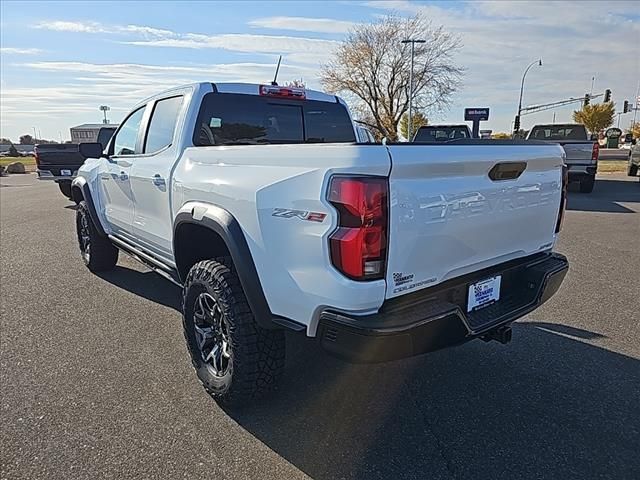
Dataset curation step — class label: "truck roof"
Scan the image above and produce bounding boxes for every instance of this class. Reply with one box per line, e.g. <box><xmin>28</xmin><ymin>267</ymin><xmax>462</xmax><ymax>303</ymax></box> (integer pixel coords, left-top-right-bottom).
<box><xmin>136</xmin><ymin>82</ymin><xmax>340</xmax><ymax>108</ymax></box>
<box><xmin>531</xmin><ymin>123</ymin><xmax>585</xmax><ymax>128</ymax></box>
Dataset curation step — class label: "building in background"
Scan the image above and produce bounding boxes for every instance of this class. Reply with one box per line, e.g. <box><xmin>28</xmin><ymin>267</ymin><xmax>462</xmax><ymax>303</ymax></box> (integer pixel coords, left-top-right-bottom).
<box><xmin>70</xmin><ymin>124</ymin><xmax>118</xmax><ymax>143</ymax></box>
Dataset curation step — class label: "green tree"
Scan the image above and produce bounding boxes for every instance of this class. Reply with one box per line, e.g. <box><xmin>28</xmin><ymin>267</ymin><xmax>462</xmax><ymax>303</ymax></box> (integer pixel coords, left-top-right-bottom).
<box><xmin>321</xmin><ymin>13</ymin><xmax>463</xmax><ymax>141</ymax></box>
<box><xmin>399</xmin><ymin>112</ymin><xmax>428</xmax><ymax>140</ymax></box>
<box><xmin>0</xmin><ymin>138</ymin><xmax>12</xmax><ymax>145</ymax></box>
<box><xmin>628</xmin><ymin>121</ymin><xmax>640</xmax><ymax>140</ymax></box>
<box><xmin>19</xmin><ymin>134</ymin><xmax>34</xmax><ymax>145</ymax></box>
<box><xmin>8</xmin><ymin>143</ymin><xmax>19</xmax><ymax>156</ymax></box>
<box><xmin>573</xmin><ymin>102</ymin><xmax>615</xmax><ymax>133</ymax></box>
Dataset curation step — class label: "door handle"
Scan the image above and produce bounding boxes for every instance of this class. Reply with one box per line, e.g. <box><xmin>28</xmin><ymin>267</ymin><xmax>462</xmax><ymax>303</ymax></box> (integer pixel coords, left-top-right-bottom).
<box><xmin>153</xmin><ymin>174</ymin><xmax>165</xmax><ymax>186</ymax></box>
<box><xmin>119</xmin><ymin>171</ymin><xmax>128</xmax><ymax>181</ymax></box>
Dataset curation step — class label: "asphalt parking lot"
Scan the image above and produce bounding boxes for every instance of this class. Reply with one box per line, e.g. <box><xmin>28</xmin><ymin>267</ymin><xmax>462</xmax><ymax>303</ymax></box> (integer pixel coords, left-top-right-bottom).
<box><xmin>1</xmin><ymin>173</ymin><xmax>639</xmax><ymax>480</ymax></box>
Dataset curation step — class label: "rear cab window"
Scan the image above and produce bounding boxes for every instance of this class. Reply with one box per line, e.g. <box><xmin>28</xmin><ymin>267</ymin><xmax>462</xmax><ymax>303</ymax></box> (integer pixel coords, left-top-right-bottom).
<box><xmin>414</xmin><ymin>126</ymin><xmax>470</xmax><ymax>142</ymax></box>
<box><xmin>193</xmin><ymin>93</ymin><xmax>355</xmax><ymax>146</ymax></box>
<box><xmin>530</xmin><ymin>125</ymin><xmax>588</xmax><ymax>140</ymax></box>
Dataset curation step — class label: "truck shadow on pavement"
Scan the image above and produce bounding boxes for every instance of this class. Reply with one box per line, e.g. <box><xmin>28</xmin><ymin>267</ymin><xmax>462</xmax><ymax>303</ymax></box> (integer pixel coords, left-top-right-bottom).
<box><xmin>225</xmin><ymin>322</ymin><xmax>639</xmax><ymax>480</ymax></box>
<box><xmin>94</xmin><ymin>264</ymin><xmax>639</xmax><ymax>479</ymax></box>
<box><xmin>97</xmin><ymin>266</ymin><xmax>182</xmax><ymax>311</ymax></box>
<box><xmin>567</xmin><ymin>178</ymin><xmax>639</xmax><ymax>213</ymax></box>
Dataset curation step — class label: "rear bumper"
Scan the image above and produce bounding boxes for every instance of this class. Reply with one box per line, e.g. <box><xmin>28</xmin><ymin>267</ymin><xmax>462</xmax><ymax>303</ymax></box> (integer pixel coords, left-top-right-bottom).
<box><xmin>318</xmin><ymin>253</ymin><xmax>569</xmax><ymax>363</ymax></box>
<box><xmin>567</xmin><ymin>163</ymin><xmax>596</xmax><ymax>179</ymax></box>
<box><xmin>36</xmin><ymin>168</ymin><xmax>77</xmax><ymax>181</ymax></box>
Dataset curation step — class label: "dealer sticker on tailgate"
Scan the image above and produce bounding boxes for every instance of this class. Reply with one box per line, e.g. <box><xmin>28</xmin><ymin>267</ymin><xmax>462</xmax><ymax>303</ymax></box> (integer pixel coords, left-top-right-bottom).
<box><xmin>60</xmin><ymin>169</ymin><xmax>72</xmax><ymax>176</ymax></box>
<box><xmin>467</xmin><ymin>275</ymin><xmax>501</xmax><ymax>312</ymax></box>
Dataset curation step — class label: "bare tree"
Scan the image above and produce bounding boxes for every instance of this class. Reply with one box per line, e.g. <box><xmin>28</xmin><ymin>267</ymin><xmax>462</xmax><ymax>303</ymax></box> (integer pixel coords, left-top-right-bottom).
<box><xmin>321</xmin><ymin>14</ymin><xmax>463</xmax><ymax>140</ymax></box>
<box><xmin>285</xmin><ymin>79</ymin><xmax>306</xmax><ymax>88</ymax></box>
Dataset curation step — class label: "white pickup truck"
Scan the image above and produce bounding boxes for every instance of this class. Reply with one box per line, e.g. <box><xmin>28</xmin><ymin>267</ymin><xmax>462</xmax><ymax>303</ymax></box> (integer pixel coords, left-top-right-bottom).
<box><xmin>527</xmin><ymin>123</ymin><xmax>598</xmax><ymax>193</ymax></box>
<box><xmin>72</xmin><ymin>82</ymin><xmax>569</xmax><ymax>405</ymax></box>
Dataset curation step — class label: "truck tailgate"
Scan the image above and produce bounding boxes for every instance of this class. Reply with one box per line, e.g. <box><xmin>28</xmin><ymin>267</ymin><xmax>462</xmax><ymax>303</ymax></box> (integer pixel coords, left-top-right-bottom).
<box><xmin>35</xmin><ymin>145</ymin><xmax>84</xmax><ymax>168</ymax></box>
<box><xmin>558</xmin><ymin>141</ymin><xmax>594</xmax><ymax>165</ymax></box>
<box><xmin>384</xmin><ymin>144</ymin><xmax>564</xmax><ymax>299</ymax></box>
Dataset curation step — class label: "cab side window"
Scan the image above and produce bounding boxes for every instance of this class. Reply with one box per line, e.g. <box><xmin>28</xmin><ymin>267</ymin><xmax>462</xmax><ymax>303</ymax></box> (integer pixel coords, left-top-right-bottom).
<box><xmin>112</xmin><ymin>107</ymin><xmax>145</xmax><ymax>156</ymax></box>
<box><xmin>144</xmin><ymin>96</ymin><xmax>184</xmax><ymax>153</ymax></box>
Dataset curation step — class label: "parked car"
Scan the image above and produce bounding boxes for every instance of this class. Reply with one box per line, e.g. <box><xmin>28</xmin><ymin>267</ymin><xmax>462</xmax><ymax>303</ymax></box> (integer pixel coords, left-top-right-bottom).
<box><xmin>35</xmin><ymin>126</ymin><xmax>116</xmax><ymax>199</ymax></box>
<box><xmin>71</xmin><ymin>82</ymin><xmax>569</xmax><ymax>406</ymax></box>
<box><xmin>527</xmin><ymin>123</ymin><xmax>598</xmax><ymax>193</ymax></box>
<box><xmin>413</xmin><ymin>124</ymin><xmax>472</xmax><ymax>142</ymax></box>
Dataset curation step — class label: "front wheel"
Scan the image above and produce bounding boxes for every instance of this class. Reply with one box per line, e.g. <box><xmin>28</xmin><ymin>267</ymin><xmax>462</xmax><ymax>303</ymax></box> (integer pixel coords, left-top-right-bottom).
<box><xmin>75</xmin><ymin>201</ymin><xmax>118</xmax><ymax>272</ymax></box>
<box><xmin>57</xmin><ymin>181</ymin><xmax>72</xmax><ymax>200</ymax></box>
<box><xmin>182</xmin><ymin>259</ymin><xmax>285</xmax><ymax>406</ymax></box>
<box><xmin>628</xmin><ymin>163</ymin><xmax>638</xmax><ymax>177</ymax></box>
<box><xmin>579</xmin><ymin>176</ymin><xmax>595</xmax><ymax>193</ymax></box>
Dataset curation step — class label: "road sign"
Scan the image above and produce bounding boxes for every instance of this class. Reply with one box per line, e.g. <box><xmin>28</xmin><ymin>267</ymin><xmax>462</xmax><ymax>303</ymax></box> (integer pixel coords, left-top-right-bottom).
<box><xmin>464</xmin><ymin>108</ymin><xmax>490</xmax><ymax>121</ymax></box>
<box><xmin>464</xmin><ymin>108</ymin><xmax>489</xmax><ymax>138</ymax></box>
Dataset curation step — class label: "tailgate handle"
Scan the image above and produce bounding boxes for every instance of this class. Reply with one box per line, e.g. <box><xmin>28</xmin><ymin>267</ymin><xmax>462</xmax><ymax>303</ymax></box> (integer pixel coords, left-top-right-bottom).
<box><xmin>488</xmin><ymin>162</ymin><xmax>527</xmax><ymax>181</ymax></box>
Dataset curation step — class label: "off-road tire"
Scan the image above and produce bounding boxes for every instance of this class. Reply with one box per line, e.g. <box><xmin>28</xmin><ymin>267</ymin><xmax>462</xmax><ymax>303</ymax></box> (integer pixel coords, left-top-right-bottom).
<box><xmin>75</xmin><ymin>201</ymin><xmax>118</xmax><ymax>272</ymax></box>
<box><xmin>182</xmin><ymin>258</ymin><xmax>285</xmax><ymax>406</ymax></box>
<box><xmin>57</xmin><ymin>181</ymin><xmax>72</xmax><ymax>200</ymax></box>
<box><xmin>579</xmin><ymin>175</ymin><xmax>595</xmax><ymax>193</ymax></box>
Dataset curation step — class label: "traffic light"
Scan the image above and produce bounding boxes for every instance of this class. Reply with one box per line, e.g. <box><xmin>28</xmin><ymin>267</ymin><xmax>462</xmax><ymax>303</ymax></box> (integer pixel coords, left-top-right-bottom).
<box><xmin>604</xmin><ymin>89</ymin><xmax>611</xmax><ymax>103</ymax></box>
<box><xmin>623</xmin><ymin>100</ymin><xmax>629</xmax><ymax>113</ymax></box>
<box><xmin>513</xmin><ymin>115</ymin><xmax>521</xmax><ymax>134</ymax></box>
<box><xmin>583</xmin><ymin>94</ymin><xmax>590</xmax><ymax>107</ymax></box>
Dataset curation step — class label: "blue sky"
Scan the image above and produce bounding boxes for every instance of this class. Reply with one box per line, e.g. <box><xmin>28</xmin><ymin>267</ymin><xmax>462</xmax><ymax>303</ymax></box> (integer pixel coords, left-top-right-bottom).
<box><xmin>1</xmin><ymin>0</ymin><xmax>638</xmax><ymax>141</ymax></box>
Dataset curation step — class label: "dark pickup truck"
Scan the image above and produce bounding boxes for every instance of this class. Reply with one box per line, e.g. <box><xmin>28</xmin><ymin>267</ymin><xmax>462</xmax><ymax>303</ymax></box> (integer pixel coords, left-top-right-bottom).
<box><xmin>36</xmin><ymin>126</ymin><xmax>116</xmax><ymax>199</ymax></box>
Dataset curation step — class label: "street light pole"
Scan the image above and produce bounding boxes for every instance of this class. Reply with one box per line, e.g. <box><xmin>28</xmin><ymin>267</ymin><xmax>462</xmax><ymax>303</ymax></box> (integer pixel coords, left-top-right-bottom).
<box><xmin>401</xmin><ymin>38</ymin><xmax>425</xmax><ymax>140</ymax></box>
<box><xmin>514</xmin><ymin>59</ymin><xmax>542</xmax><ymax>136</ymax></box>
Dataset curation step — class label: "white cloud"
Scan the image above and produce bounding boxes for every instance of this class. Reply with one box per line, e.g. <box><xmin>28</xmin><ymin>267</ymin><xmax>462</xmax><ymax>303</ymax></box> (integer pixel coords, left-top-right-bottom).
<box><xmin>248</xmin><ymin>16</ymin><xmax>356</xmax><ymax>34</ymax></box>
<box><xmin>34</xmin><ymin>20</ymin><xmax>108</xmax><ymax>33</ymax></box>
<box><xmin>122</xmin><ymin>33</ymin><xmax>337</xmax><ymax>64</ymax></box>
<box><xmin>0</xmin><ymin>47</ymin><xmax>43</xmax><ymax>55</ymax></box>
<box><xmin>33</xmin><ymin>20</ymin><xmax>337</xmax><ymax>65</ymax></box>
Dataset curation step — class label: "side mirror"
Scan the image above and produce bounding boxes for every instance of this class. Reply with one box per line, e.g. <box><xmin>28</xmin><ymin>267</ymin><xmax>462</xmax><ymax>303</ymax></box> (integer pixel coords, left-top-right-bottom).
<box><xmin>79</xmin><ymin>142</ymin><xmax>104</xmax><ymax>159</ymax></box>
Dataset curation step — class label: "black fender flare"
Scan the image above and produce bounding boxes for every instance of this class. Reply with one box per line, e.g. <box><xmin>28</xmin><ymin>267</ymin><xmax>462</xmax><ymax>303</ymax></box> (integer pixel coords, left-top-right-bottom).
<box><xmin>71</xmin><ymin>179</ymin><xmax>106</xmax><ymax>237</ymax></box>
<box><xmin>174</xmin><ymin>207</ymin><xmax>279</xmax><ymax>330</ymax></box>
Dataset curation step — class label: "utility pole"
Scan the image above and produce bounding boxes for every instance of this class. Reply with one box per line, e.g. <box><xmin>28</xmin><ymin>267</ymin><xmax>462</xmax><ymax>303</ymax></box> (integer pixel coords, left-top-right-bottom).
<box><xmin>401</xmin><ymin>38</ymin><xmax>425</xmax><ymax>140</ymax></box>
<box><xmin>633</xmin><ymin>81</ymin><xmax>639</xmax><ymax>128</ymax></box>
<box><xmin>32</xmin><ymin>127</ymin><xmax>37</xmax><ymax>143</ymax></box>
<box><xmin>590</xmin><ymin>76</ymin><xmax>595</xmax><ymax>96</ymax></box>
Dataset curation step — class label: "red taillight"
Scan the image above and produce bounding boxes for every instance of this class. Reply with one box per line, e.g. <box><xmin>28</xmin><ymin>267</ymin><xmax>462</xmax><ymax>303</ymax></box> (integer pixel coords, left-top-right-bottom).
<box><xmin>34</xmin><ymin>146</ymin><xmax>40</xmax><ymax>167</ymax></box>
<box><xmin>591</xmin><ymin>142</ymin><xmax>599</xmax><ymax>162</ymax></box>
<box><xmin>259</xmin><ymin>85</ymin><xmax>305</xmax><ymax>100</ymax></box>
<box><xmin>555</xmin><ymin>165</ymin><xmax>568</xmax><ymax>233</ymax></box>
<box><xmin>327</xmin><ymin>176</ymin><xmax>388</xmax><ymax>280</ymax></box>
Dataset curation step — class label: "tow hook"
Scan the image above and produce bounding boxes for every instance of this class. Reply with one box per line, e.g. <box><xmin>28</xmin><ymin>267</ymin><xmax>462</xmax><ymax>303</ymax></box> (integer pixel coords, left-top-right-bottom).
<box><xmin>481</xmin><ymin>325</ymin><xmax>512</xmax><ymax>344</ymax></box>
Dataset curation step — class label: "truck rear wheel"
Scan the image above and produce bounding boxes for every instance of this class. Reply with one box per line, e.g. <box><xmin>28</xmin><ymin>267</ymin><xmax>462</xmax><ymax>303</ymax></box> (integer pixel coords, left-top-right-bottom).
<box><xmin>182</xmin><ymin>259</ymin><xmax>285</xmax><ymax>406</ymax></box>
<box><xmin>57</xmin><ymin>181</ymin><xmax>72</xmax><ymax>200</ymax></box>
<box><xmin>75</xmin><ymin>201</ymin><xmax>118</xmax><ymax>272</ymax></box>
<box><xmin>579</xmin><ymin>175</ymin><xmax>595</xmax><ymax>193</ymax></box>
